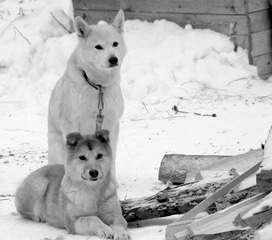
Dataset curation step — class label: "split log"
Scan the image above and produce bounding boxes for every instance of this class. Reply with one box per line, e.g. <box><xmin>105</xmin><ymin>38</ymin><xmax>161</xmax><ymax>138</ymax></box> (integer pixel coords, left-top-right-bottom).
<box><xmin>121</xmin><ymin>180</ymin><xmax>230</xmax><ymax>222</ymax></box>
<box><xmin>158</xmin><ymin>154</ymin><xmax>230</xmax><ymax>184</ymax></box>
<box><xmin>184</xmin><ymin>229</ymin><xmax>255</xmax><ymax>240</ymax></box>
<box><xmin>235</xmin><ymin>192</ymin><xmax>272</xmax><ymax>229</ymax></box>
<box><xmin>187</xmin><ymin>193</ymin><xmax>268</xmax><ymax>236</ymax></box>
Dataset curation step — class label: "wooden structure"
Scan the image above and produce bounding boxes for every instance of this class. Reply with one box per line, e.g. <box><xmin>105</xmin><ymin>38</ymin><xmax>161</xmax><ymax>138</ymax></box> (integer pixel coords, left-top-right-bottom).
<box><xmin>73</xmin><ymin>0</ymin><xmax>272</xmax><ymax>79</ymax></box>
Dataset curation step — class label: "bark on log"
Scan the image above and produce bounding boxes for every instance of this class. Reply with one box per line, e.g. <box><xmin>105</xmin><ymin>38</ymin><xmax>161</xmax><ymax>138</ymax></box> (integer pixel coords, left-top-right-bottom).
<box><xmin>184</xmin><ymin>229</ymin><xmax>255</xmax><ymax>240</ymax></box>
<box><xmin>121</xmin><ymin>180</ymin><xmax>230</xmax><ymax>222</ymax></box>
<box><xmin>121</xmin><ymin>182</ymin><xmax>261</xmax><ymax>223</ymax></box>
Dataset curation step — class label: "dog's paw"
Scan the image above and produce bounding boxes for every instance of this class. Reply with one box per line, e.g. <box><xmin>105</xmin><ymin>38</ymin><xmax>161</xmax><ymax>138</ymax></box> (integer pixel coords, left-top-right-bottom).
<box><xmin>95</xmin><ymin>224</ymin><xmax>113</xmax><ymax>239</ymax></box>
<box><xmin>111</xmin><ymin>225</ymin><xmax>130</xmax><ymax>240</ymax></box>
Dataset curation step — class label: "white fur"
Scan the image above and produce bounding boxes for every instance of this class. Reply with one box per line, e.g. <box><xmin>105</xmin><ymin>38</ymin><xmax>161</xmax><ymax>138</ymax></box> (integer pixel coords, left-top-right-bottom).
<box><xmin>48</xmin><ymin>11</ymin><xmax>127</xmax><ymax>175</ymax></box>
<box><xmin>15</xmin><ymin>131</ymin><xmax>129</xmax><ymax>239</ymax></box>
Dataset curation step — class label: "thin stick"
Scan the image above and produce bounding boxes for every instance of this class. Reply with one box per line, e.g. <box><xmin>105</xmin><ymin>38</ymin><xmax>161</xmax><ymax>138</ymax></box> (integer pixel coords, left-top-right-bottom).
<box><xmin>14</xmin><ymin>27</ymin><xmax>31</xmax><ymax>44</ymax></box>
<box><xmin>50</xmin><ymin>12</ymin><xmax>72</xmax><ymax>34</ymax></box>
<box><xmin>142</xmin><ymin>101</ymin><xmax>150</xmax><ymax>114</ymax></box>
<box><xmin>131</xmin><ymin>115</ymin><xmax>185</xmax><ymax>122</ymax></box>
<box><xmin>172</xmin><ymin>105</ymin><xmax>217</xmax><ymax>117</ymax></box>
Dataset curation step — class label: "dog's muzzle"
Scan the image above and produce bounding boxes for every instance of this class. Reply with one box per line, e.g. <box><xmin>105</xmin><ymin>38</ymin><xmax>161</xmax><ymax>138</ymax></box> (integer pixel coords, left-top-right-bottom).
<box><xmin>81</xmin><ymin>169</ymin><xmax>100</xmax><ymax>181</ymax></box>
<box><xmin>108</xmin><ymin>56</ymin><xmax>118</xmax><ymax>68</ymax></box>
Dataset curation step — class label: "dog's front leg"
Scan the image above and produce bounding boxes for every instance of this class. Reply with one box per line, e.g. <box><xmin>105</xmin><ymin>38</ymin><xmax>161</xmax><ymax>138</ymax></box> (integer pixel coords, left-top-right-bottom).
<box><xmin>110</xmin><ymin>221</ymin><xmax>130</xmax><ymax>240</ymax></box>
<box><xmin>68</xmin><ymin>216</ymin><xmax>113</xmax><ymax>238</ymax></box>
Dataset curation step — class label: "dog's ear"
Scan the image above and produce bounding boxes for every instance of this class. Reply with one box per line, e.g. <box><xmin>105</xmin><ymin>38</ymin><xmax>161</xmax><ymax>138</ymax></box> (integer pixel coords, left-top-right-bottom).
<box><xmin>112</xmin><ymin>10</ymin><xmax>125</xmax><ymax>34</ymax></box>
<box><xmin>94</xmin><ymin>129</ymin><xmax>110</xmax><ymax>144</ymax></box>
<box><xmin>74</xmin><ymin>16</ymin><xmax>90</xmax><ymax>38</ymax></box>
<box><xmin>66</xmin><ymin>132</ymin><xmax>83</xmax><ymax>147</ymax></box>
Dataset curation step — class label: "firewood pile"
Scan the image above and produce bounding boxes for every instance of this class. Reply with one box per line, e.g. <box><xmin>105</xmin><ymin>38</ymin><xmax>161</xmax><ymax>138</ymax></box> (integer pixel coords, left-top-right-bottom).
<box><xmin>121</xmin><ymin>126</ymin><xmax>272</xmax><ymax>240</ymax></box>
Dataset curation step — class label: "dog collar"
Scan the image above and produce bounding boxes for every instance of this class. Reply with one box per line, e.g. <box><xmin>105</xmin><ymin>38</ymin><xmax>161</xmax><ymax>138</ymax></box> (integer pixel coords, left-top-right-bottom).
<box><xmin>82</xmin><ymin>70</ymin><xmax>100</xmax><ymax>90</ymax></box>
<box><xmin>82</xmin><ymin>70</ymin><xmax>104</xmax><ymax>130</ymax></box>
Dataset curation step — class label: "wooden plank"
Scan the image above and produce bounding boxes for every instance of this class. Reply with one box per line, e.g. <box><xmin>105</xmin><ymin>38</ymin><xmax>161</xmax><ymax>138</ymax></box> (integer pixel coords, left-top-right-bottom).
<box><xmin>186</xmin><ymin>149</ymin><xmax>262</xmax><ymax>183</ymax></box>
<box><xmin>158</xmin><ymin>154</ymin><xmax>230</xmax><ymax>184</ymax></box>
<box><xmin>251</xmin><ymin>29</ymin><xmax>272</xmax><ymax>57</ymax></box>
<box><xmin>200</xmin><ymin>149</ymin><xmax>263</xmax><ymax>172</ymax></box>
<box><xmin>195</xmin><ymin>171</ymin><xmax>234</xmax><ymax>182</ymax></box>
<box><xmin>187</xmin><ymin>193</ymin><xmax>268</xmax><ymax>236</ymax></box>
<box><xmin>253</xmin><ymin>52</ymin><xmax>272</xmax><ymax>76</ymax></box>
<box><xmin>232</xmin><ymin>30</ymin><xmax>272</xmax><ymax>58</ymax></box>
<box><xmin>235</xmin><ymin>203</ymin><xmax>272</xmax><ymax>228</ymax></box>
<box><xmin>74</xmin><ymin>8</ymin><xmax>271</xmax><ymax>35</ymax></box>
<box><xmin>249</xmin><ymin>9</ymin><xmax>272</xmax><ymax>34</ymax></box>
<box><xmin>73</xmin><ymin>0</ymin><xmax>250</xmax><ymax>15</ymax></box>
<box><xmin>165</xmin><ymin>162</ymin><xmax>262</xmax><ymax>240</ymax></box>
<box><xmin>247</xmin><ymin>0</ymin><xmax>271</xmax><ymax>13</ymax></box>
<box><xmin>74</xmin><ymin>9</ymin><xmax>247</xmax><ymax>35</ymax></box>
<box><xmin>259</xmin><ymin>71</ymin><xmax>272</xmax><ymax>80</ymax></box>
<box><xmin>185</xmin><ymin>230</ymin><xmax>255</xmax><ymax>240</ymax></box>
<box><xmin>175</xmin><ymin>162</ymin><xmax>261</xmax><ymax>223</ymax></box>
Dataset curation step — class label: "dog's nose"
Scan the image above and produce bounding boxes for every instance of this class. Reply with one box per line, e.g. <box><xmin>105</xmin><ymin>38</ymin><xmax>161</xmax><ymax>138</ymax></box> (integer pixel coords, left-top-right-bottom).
<box><xmin>89</xmin><ymin>169</ymin><xmax>99</xmax><ymax>178</ymax></box>
<box><xmin>109</xmin><ymin>56</ymin><xmax>118</xmax><ymax>66</ymax></box>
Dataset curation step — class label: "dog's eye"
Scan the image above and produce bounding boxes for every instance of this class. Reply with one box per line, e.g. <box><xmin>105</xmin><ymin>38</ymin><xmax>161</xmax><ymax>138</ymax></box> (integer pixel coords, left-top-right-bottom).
<box><xmin>79</xmin><ymin>156</ymin><xmax>87</xmax><ymax>161</ymax></box>
<box><xmin>95</xmin><ymin>45</ymin><xmax>103</xmax><ymax>50</ymax></box>
<box><xmin>113</xmin><ymin>42</ymin><xmax>118</xmax><ymax>47</ymax></box>
<box><xmin>96</xmin><ymin>153</ymin><xmax>103</xmax><ymax>159</ymax></box>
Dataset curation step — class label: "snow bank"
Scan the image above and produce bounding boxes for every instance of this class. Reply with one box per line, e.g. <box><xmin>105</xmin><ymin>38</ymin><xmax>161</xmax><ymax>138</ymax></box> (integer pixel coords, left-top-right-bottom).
<box><xmin>260</xmin><ymin>126</ymin><xmax>272</xmax><ymax>171</ymax></box>
<box><xmin>1</xmin><ymin>0</ymin><xmax>272</xmax><ymax>119</ymax></box>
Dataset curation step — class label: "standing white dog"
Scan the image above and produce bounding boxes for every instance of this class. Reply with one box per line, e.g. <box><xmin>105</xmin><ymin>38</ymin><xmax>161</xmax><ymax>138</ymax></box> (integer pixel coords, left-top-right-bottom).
<box><xmin>48</xmin><ymin>10</ymin><xmax>126</xmax><ymax>176</ymax></box>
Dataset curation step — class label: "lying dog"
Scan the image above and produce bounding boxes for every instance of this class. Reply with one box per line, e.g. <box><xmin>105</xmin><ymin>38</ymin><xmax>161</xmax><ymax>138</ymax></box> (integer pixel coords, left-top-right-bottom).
<box><xmin>47</xmin><ymin>10</ymin><xmax>127</xmax><ymax>178</ymax></box>
<box><xmin>15</xmin><ymin>130</ymin><xmax>129</xmax><ymax>239</ymax></box>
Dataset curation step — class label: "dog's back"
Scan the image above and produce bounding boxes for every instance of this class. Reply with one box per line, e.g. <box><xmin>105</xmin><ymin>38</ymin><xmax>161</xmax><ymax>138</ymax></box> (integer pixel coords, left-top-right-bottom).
<box><xmin>15</xmin><ymin>165</ymin><xmax>65</xmax><ymax>225</ymax></box>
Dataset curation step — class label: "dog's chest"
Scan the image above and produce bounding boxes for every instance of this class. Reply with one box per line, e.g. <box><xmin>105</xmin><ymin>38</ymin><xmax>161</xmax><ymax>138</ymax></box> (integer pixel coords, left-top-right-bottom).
<box><xmin>74</xmin><ymin>85</ymin><xmax>124</xmax><ymax>132</ymax></box>
<box><xmin>65</xmin><ymin>187</ymin><xmax>99</xmax><ymax>216</ymax></box>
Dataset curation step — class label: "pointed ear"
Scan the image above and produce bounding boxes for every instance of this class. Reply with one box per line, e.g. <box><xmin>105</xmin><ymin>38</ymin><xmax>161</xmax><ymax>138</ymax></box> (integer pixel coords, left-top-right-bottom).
<box><xmin>74</xmin><ymin>16</ymin><xmax>90</xmax><ymax>38</ymax></box>
<box><xmin>112</xmin><ymin>10</ymin><xmax>125</xmax><ymax>34</ymax></box>
<box><xmin>66</xmin><ymin>132</ymin><xmax>83</xmax><ymax>148</ymax></box>
<box><xmin>94</xmin><ymin>129</ymin><xmax>110</xmax><ymax>144</ymax></box>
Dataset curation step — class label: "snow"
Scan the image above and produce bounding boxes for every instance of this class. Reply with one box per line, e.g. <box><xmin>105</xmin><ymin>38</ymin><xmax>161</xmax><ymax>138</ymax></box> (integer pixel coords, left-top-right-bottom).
<box><xmin>1</xmin><ymin>0</ymin><xmax>272</xmax><ymax>239</ymax></box>
<box><xmin>260</xmin><ymin>126</ymin><xmax>272</xmax><ymax>171</ymax></box>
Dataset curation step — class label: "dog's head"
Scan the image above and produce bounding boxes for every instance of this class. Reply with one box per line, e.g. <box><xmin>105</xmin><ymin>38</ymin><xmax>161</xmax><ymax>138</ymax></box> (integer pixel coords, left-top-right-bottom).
<box><xmin>74</xmin><ymin>11</ymin><xmax>127</xmax><ymax>86</ymax></box>
<box><xmin>65</xmin><ymin>130</ymin><xmax>112</xmax><ymax>184</ymax></box>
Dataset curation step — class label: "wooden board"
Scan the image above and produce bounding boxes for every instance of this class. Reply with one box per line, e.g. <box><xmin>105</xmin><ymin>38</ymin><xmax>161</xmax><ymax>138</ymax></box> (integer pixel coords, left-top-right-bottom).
<box><xmin>253</xmin><ymin>52</ymin><xmax>272</xmax><ymax>76</ymax></box>
<box><xmin>187</xmin><ymin>193</ymin><xmax>268</xmax><ymax>236</ymax></box>
<box><xmin>232</xmin><ymin>29</ymin><xmax>272</xmax><ymax>58</ymax></box>
<box><xmin>200</xmin><ymin>148</ymin><xmax>263</xmax><ymax>172</ymax></box>
<box><xmin>73</xmin><ymin>9</ymin><xmax>272</xmax><ymax>36</ymax></box>
<box><xmin>158</xmin><ymin>154</ymin><xmax>230</xmax><ymax>184</ymax></box>
<box><xmin>236</xmin><ymin>205</ymin><xmax>272</xmax><ymax>229</ymax></box>
<box><xmin>259</xmin><ymin>71</ymin><xmax>272</xmax><ymax>80</ymax></box>
<box><xmin>73</xmin><ymin>0</ymin><xmax>270</xmax><ymax>15</ymax></box>
<box><xmin>185</xmin><ymin>230</ymin><xmax>254</xmax><ymax>240</ymax></box>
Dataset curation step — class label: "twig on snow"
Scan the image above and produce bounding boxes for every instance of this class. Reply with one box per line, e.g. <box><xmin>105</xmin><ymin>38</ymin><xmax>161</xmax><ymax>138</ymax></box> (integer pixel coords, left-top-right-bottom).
<box><xmin>50</xmin><ymin>11</ymin><xmax>72</xmax><ymax>34</ymax></box>
<box><xmin>13</xmin><ymin>26</ymin><xmax>31</xmax><ymax>44</ymax></box>
<box><xmin>142</xmin><ymin>101</ymin><xmax>150</xmax><ymax>114</ymax></box>
<box><xmin>172</xmin><ymin>104</ymin><xmax>217</xmax><ymax>117</ymax></box>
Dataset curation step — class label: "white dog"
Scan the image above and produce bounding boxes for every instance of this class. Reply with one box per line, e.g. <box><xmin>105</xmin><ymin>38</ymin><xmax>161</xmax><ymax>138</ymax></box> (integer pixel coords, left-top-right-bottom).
<box><xmin>48</xmin><ymin>11</ymin><xmax>127</xmax><ymax>179</ymax></box>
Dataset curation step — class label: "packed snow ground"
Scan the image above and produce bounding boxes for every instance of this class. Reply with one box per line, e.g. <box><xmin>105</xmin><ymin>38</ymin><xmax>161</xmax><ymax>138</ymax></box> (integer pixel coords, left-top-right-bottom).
<box><xmin>1</xmin><ymin>0</ymin><xmax>272</xmax><ymax>239</ymax></box>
